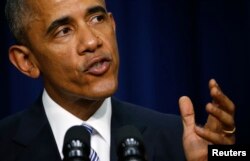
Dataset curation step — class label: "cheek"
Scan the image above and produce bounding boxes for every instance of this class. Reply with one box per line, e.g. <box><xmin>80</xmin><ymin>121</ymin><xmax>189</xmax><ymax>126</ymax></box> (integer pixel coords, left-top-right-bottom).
<box><xmin>111</xmin><ymin>42</ymin><xmax>120</xmax><ymax>70</ymax></box>
<box><xmin>35</xmin><ymin>47</ymin><xmax>77</xmax><ymax>77</ymax></box>
<box><xmin>102</xmin><ymin>32</ymin><xmax>120</xmax><ymax>66</ymax></box>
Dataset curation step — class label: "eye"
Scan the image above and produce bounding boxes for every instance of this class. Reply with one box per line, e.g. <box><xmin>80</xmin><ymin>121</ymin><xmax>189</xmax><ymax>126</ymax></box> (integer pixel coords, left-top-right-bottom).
<box><xmin>55</xmin><ymin>27</ymin><xmax>73</xmax><ymax>37</ymax></box>
<box><xmin>90</xmin><ymin>14</ymin><xmax>106</xmax><ymax>24</ymax></box>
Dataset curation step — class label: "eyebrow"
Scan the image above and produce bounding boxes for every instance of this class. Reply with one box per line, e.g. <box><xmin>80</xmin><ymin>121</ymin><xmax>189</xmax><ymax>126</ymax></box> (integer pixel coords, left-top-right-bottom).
<box><xmin>45</xmin><ymin>6</ymin><xmax>107</xmax><ymax>36</ymax></box>
<box><xmin>46</xmin><ymin>16</ymin><xmax>72</xmax><ymax>36</ymax></box>
<box><xmin>86</xmin><ymin>5</ymin><xmax>107</xmax><ymax>16</ymax></box>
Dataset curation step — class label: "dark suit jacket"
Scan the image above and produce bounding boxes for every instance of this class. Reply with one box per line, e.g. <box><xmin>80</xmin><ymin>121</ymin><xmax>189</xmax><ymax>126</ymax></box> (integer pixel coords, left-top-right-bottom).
<box><xmin>0</xmin><ymin>97</ymin><xmax>185</xmax><ymax>161</ymax></box>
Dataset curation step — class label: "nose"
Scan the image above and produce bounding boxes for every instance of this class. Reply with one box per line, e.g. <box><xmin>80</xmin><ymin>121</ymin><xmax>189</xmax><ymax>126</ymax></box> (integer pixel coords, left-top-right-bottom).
<box><xmin>77</xmin><ymin>26</ymin><xmax>102</xmax><ymax>54</ymax></box>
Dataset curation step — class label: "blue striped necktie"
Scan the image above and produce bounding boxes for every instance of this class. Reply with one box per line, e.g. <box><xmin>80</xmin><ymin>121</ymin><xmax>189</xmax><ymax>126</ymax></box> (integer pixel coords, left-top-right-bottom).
<box><xmin>82</xmin><ymin>124</ymin><xmax>100</xmax><ymax>161</ymax></box>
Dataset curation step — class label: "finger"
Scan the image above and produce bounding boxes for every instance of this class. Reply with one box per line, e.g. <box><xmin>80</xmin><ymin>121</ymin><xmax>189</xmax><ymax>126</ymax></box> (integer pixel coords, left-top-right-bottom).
<box><xmin>179</xmin><ymin>96</ymin><xmax>195</xmax><ymax>130</ymax></box>
<box><xmin>204</xmin><ymin>114</ymin><xmax>221</xmax><ymax>132</ymax></box>
<box><xmin>195</xmin><ymin>126</ymin><xmax>235</xmax><ymax>145</ymax></box>
<box><xmin>209</xmin><ymin>80</ymin><xmax>235</xmax><ymax>114</ymax></box>
<box><xmin>206</xmin><ymin>103</ymin><xmax>235</xmax><ymax>130</ymax></box>
<box><xmin>209</xmin><ymin>78</ymin><xmax>220</xmax><ymax>90</ymax></box>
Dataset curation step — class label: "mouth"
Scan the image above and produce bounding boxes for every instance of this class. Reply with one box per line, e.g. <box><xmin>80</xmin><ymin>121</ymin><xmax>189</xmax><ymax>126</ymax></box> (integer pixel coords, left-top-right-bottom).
<box><xmin>83</xmin><ymin>55</ymin><xmax>112</xmax><ymax>76</ymax></box>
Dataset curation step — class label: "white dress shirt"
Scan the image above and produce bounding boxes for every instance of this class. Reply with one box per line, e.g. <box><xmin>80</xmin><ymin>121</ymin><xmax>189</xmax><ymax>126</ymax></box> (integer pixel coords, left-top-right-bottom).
<box><xmin>42</xmin><ymin>90</ymin><xmax>111</xmax><ymax>161</ymax></box>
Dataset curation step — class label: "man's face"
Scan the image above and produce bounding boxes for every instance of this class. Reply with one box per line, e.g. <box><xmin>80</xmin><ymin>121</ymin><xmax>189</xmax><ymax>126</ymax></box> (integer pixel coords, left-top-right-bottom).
<box><xmin>26</xmin><ymin>0</ymin><xmax>119</xmax><ymax>101</ymax></box>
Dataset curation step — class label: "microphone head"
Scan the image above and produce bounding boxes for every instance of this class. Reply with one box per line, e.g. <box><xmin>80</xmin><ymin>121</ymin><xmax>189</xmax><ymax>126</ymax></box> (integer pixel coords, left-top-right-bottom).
<box><xmin>116</xmin><ymin>125</ymin><xmax>147</xmax><ymax>161</ymax></box>
<box><xmin>63</xmin><ymin>125</ymin><xmax>90</xmax><ymax>161</ymax></box>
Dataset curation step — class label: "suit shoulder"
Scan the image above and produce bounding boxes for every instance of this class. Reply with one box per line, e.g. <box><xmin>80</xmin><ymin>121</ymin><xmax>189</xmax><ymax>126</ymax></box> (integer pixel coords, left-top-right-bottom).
<box><xmin>111</xmin><ymin>97</ymin><xmax>182</xmax><ymax>128</ymax></box>
<box><xmin>0</xmin><ymin>111</ymin><xmax>28</xmax><ymax>148</ymax></box>
<box><xmin>0</xmin><ymin>111</ymin><xmax>25</xmax><ymax>134</ymax></box>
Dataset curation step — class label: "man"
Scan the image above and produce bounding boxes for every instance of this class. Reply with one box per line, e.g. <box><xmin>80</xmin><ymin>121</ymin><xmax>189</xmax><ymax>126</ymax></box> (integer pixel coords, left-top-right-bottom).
<box><xmin>0</xmin><ymin>0</ymin><xmax>235</xmax><ymax>161</ymax></box>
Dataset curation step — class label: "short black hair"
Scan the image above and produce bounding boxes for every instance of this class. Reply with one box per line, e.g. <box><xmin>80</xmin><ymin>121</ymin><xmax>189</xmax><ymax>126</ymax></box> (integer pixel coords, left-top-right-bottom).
<box><xmin>5</xmin><ymin>0</ymin><xmax>33</xmax><ymax>45</ymax></box>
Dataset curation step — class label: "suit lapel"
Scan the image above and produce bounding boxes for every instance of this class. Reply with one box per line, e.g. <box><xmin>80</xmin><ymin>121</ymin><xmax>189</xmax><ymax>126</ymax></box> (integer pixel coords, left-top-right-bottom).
<box><xmin>12</xmin><ymin>97</ymin><xmax>61</xmax><ymax>161</ymax></box>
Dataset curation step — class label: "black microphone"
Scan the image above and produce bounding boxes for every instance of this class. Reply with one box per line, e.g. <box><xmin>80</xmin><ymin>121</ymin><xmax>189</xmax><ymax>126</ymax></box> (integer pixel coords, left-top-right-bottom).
<box><xmin>116</xmin><ymin>125</ymin><xmax>148</xmax><ymax>161</ymax></box>
<box><xmin>63</xmin><ymin>125</ymin><xmax>91</xmax><ymax>161</ymax></box>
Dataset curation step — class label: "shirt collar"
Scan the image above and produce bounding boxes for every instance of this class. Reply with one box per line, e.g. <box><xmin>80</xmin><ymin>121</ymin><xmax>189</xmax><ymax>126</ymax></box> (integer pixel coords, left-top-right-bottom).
<box><xmin>42</xmin><ymin>90</ymin><xmax>111</xmax><ymax>156</ymax></box>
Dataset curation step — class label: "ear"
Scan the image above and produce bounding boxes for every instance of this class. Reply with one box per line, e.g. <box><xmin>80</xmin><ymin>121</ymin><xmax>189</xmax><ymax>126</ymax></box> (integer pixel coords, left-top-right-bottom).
<box><xmin>9</xmin><ymin>45</ymin><xmax>40</xmax><ymax>78</ymax></box>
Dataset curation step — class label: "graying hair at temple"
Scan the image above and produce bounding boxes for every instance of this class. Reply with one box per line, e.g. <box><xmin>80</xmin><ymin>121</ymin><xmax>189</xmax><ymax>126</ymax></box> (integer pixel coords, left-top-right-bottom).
<box><xmin>5</xmin><ymin>0</ymin><xmax>35</xmax><ymax>45</ymax></box>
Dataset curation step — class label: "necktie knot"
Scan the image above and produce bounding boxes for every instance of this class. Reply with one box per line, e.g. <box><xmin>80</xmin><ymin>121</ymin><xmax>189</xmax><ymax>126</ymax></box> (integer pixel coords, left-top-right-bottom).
<box><xmin>82</xmin><ymin>124</ymin><xmax>94</xmax><ymax>134</ymax></box>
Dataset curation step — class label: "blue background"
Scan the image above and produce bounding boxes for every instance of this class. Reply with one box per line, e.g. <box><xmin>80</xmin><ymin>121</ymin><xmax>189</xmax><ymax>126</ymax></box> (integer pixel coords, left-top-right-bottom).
<box><xmin>1</xmin><ymin>0</ymin><xmax>249</xmax><ymax>144</ymax></box>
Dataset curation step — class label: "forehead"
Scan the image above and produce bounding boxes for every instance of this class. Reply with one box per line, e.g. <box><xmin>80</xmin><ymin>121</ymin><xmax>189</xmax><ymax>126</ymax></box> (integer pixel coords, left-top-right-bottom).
<box><xmin>25</xmin><ymin>0</ymin><xmax>107</xmax><ymax>34</ymax></box>
<box><xmin>28</xmin><ymin>0</ymin><xmax>106</xmax><ymax>17</ymax></box>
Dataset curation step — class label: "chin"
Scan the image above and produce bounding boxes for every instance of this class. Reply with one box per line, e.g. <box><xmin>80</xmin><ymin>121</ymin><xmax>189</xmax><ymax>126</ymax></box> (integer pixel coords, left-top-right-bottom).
<box><xmin>86</xmin><ymin>79</ymin><xmax>118</xmax><ymax>100</ymax></box>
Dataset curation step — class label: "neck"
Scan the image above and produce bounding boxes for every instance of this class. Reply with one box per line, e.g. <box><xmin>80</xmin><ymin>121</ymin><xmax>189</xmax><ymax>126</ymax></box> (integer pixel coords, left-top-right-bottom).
<box><xmin>45</xmin><ymin>89</ymin><xmax>105</xmax><ymax>120</ymax></box>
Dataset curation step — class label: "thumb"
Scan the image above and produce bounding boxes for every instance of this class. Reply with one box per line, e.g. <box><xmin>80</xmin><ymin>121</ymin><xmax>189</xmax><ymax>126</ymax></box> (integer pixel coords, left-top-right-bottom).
<box><xmin>179</xmin><ymin>96</ymin><xmax>196</xmax><ymax>130</ymax></box>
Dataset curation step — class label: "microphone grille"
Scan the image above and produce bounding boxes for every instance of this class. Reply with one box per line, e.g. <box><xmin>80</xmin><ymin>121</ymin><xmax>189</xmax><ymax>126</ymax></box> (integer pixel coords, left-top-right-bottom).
<box><xmin>63</xmin><ymin>125</ymin><xmax>90</xmax><ymax>161</ymax></box>
<box><xmin>116</xmin><ymin>125</ymin><xmax>147</xmax><ymax>161</ymax></box>
<box><xmin>116</xmin><ymin>125</ymin><xmax>143</xmax><ymax>144</ymax></box>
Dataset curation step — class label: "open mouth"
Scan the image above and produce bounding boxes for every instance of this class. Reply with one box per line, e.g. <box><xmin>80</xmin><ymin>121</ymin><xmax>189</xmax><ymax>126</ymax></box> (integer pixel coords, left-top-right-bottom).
<box><xmin>84</xmin><ymin>56</ymin><xmax>111</xmax><ymax>76</ymax></box>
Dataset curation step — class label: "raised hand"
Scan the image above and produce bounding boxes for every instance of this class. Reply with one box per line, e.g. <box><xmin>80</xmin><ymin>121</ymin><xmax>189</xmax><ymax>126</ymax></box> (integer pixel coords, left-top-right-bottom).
<box><xmin>179</xmin><ymin>79</ymin><xmax>236</xmax><ymax>161</ymax></box>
